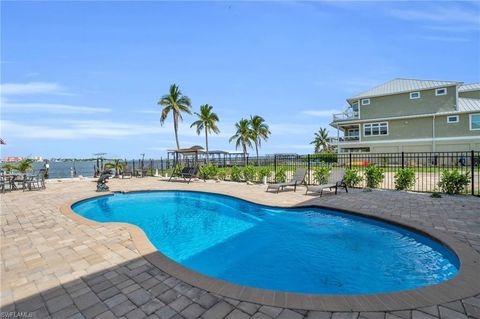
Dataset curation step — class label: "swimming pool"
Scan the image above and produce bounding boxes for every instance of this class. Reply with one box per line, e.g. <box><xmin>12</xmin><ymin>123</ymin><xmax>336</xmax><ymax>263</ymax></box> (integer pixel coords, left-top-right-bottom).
<box><xmin>72</xmin><ymin>191</ymin><xmax>459</xmax><ymax>294</ymax></box>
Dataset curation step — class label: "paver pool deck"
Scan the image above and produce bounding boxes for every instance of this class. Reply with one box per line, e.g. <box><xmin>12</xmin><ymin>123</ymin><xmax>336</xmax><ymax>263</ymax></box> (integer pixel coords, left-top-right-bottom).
<box><xmin>1</xmin><ymin>177</ymin><xmax>480</xmax><ymax>319</ymax></box>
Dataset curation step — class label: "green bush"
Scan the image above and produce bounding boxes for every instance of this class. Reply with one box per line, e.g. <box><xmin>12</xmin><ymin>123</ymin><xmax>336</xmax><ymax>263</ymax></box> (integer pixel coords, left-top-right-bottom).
<box><xmin>310</xmin><ymin>151</ymin><xmax>338</xmax><ymax>163</ymax></box>
<box><xmin>275</xmin><ymin>167</ymin><xmax>287</xmax><ymax>183</ymax></box>
<box><xmin>394</xmin><ymin>168</ymin><xmax>416</xmax><ymax>191</ymax></box>
<box><xmin>231</xmin><ymin>165</ymin><xmax>243</xmax><ymax>182</ymax></box>
<box><xmin>217</xmin><ymin>169</ymin><xmax>227</xmax><ymax>181</ymax></box>
<box><xmin>344</xmin><ymin>169</ymin><xmax>363</xmax><ymax>187</ymax></box>
<box><xmin>364</xmin><ymin>164</ymin><xmax>384</xmax><ymax>188</ymax></box>
<box><xmin>257</xmin><ymin>166</ymin><xmax>272</xmax><ymax>182</ymax></box>
<box><xmin>312</xmin><ymin>166</ymin><xmax>331</xmax><ymax>184</ymax></box>
<box><xmin>199</xmin><ymin>164</ymin><xmax>218</xmax><ymax>180</ymax></box>
<box><xmin>243</xmin><ymin>165</ymin><xmax>257</xmax><ymax>182</ymax></box>
<box><xmin>438</xmin><ymin>169</ymin><xmax>470</xmax><ymax>195</ymax></box>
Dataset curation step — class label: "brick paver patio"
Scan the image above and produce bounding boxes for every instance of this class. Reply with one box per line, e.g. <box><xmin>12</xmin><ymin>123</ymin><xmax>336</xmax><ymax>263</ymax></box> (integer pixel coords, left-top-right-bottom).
<box><xmin>1</xmin><ymin>178</ymin><xmax>480</xmax><ymax>319</ymax></box>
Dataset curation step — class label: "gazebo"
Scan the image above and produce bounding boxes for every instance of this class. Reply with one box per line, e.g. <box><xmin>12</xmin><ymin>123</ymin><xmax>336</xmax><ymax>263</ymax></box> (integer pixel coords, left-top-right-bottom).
<box><xmin>167</xmin><ymin>145</ymin><xmax>204</xmax><ymax>167</ymax></box>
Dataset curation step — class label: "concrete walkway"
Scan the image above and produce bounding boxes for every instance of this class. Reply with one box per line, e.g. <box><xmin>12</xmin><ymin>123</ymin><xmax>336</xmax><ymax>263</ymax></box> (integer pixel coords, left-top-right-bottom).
<box><xmin>1</xmin><ymin>178</ymin><xmax>480</xmax><ymax>319</ymax></box>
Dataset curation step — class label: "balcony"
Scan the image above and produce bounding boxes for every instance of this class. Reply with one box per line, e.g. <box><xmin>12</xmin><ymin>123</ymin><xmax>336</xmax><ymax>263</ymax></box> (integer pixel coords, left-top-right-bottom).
<box><xmin>329</xmin><ymin>136</ymin><xmax>360</xmax><ymax>145</ymax></box>
<box><xmin>332</xmin><ymin>111</ymin><xmax>359</xmax><ymax>122</ymax></box>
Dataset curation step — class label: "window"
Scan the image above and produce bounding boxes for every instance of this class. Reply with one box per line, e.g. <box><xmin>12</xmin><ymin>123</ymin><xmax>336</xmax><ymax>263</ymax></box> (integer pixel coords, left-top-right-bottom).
<box><xmin>447</xmin><ymin>115</ymin><xmax>459</xmax><ymax>123</ymax></box>
<box><xmin>347</xmin><ymin>128</ymin><xmax>359</xmax><ymax>137</ymax></box>
<box><xmin>470</xmin><ymin>114</ymin><xmax>480</xmax><ymax>130</ymax></box>
<box><xmin>361</xmin><ymin>98</ymin><xmax>370</xmax><ymax>105</ymax></box>
<box><xmin>435</xmin><ymin>88</ymin><xmax>447</xmax><ymax>96</ymax></box>
<box><xmin>410</xmin><ymin>92</ymin><xmax>420</xmax><ymax>99</ymax></box>
<box><xmin>364</xmin><ymin>122</ymin><xmax>388</xmax><ymax>136</ymax></box>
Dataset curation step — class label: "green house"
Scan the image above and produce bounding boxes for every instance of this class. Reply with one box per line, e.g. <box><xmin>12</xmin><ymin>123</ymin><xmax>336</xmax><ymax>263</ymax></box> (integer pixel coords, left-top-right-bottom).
<box><xmin>330</xmin><ymin>78</ymin><xmax>480</xmax><ymax>152</ymax></box>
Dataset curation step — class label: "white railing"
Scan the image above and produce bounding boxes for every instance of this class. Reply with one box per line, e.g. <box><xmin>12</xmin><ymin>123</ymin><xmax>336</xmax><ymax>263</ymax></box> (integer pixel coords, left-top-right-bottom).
<box><xmin>333</xmin><ymin>111</ymin><xmax>358</xmax><ymax>121</ymax></box>
<box><xmin>329</xmin><ymin>136</ymin><xmax>360</xmax><ymax>144</ymax></box>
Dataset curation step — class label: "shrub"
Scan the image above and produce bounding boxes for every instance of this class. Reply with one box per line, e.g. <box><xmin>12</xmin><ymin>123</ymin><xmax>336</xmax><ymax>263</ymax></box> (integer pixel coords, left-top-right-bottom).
<box><xmin>310</xmin><ymin>151</ymin><xmax>338</xmax><ymax>163</ymax></box>
<box><xmin>364</xmin><ymin>164</ymin><xmax>384</xmax><ymax>188</ymax></box>
<box><xmin>438</xmin><ymin>169</ymin><xmax>470</xmax><ymax>195</ymax></box>
<box><xmin>312</xmin><ymin>166</ymin><xmax>331</xmax><ymax>184</ymax></box>
<box><xmin>243</xmin><ymin>165</ymin><xmax>257</xmax><ymax>182</ymax></box>
<box><xmin>199</xmin><ymin>164</ymin><xmax>218</xmax><ymax>180</ymax></box>
<box><xmin>275</xmin><ymin>167</ymin><xmax>287</xmax><ymax>183</ymax></box>
<box><xmin>217</xmin><ymin>169</ymin><xmax>227</xmax><ymax>181</ymax></box>
<box><xmin>344</xmin><ymin>169</ymin><xmax>363</xmax><ymax>187</ymax></box>
<box><xmin>394</xmin><ymin>168</ymin><xmax>416</xmax><ymax>191</ymax></box>
<box><xmin>231</xmin><ymin>165</ymin><xmax>243</xmax><ymax>182</ymax></box>
<box><xmin>257</xmin><ymin>166</ymin><xmax>271</xmax><ymax>182</ymax></box>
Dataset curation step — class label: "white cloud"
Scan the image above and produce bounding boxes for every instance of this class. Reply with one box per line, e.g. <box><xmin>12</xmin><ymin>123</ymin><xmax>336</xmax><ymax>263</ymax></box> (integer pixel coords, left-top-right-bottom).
<box><xmin>417</xmin><ymin>35</ymin><xmax>470</xmax><ymax>43</ymax></box>
<box><xmin>1</xmin><ymin>119</ymin><xmax>230</xmax><ymax>141</ymax></box>
<box><xmin>389</xmin><ymin>6</ymin><xmax>480</xmax><ymax>26</ymax></box>
<box><xmin>301</xmin><ymin>110</ymin><xmax>340</xmax><ymax>117</ymax></box>
<box><xmin>2</xmin><ymin>100</ymin><xmax>111</xmax><ymax>114</ymax></box>
<box><xmin>0</xmin><ymin>82</ymin><xmax>69</xmax><ymax>95</ymax></box>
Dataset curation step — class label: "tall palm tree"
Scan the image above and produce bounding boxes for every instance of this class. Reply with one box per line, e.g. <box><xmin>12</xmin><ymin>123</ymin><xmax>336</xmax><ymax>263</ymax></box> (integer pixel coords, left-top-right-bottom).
<box><xmin>229</xmin><ymin>119</ymin><xmax>253</xmax><ymax>163</ymax></box>
<box><xmin>310</xmin><ymin>127</ymin><xmax>330</xmax><ymax>153</ymax></box>
<box><xmin>190</xmin><ymin>104</ymin><xmax>220</xmax><ymax>163</ymax></box>
<box><xmin>249</xmin><ymin>115</ymin><xmax>270</xmax><ymax>163</ymax></box>
<box><xmin>158</xmin><ymin>84</ymin><xmax>192</xmax><ymax>149</ymax></box>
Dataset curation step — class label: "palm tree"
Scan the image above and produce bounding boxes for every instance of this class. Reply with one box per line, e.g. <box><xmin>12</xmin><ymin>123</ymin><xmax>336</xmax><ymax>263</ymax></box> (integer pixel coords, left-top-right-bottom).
<box><xmin>229</xmin><ymin>119</ymin><xmax>253</xmax><ymax>163</ymax></box>
<box><xmin>158</xmin><ymin>84</ymin><xmax>192</xmax><ymax>149</ymax></box>
<box><xmin>105</xmin><ymin>159</ymin><xmax>124</xmax><ymax>178</ymax></box>
<box><xmin>249</xmin><ymin>115</ymin><xmax>270</xmax><ymax>163</ymax></box>
<box><xmin>310</xmin><ymin>127</ymin><xmax>330</xmax><ymax>153</ymax></box>
<box><xmin>15</xmin><ymin>159</ymin><xmax>33</xmax><ymax>173</ymax></box>
<box><xmin>190</xmin><ymin>104</ymin><xmax>220</xmax><ymax>163</ymax></box>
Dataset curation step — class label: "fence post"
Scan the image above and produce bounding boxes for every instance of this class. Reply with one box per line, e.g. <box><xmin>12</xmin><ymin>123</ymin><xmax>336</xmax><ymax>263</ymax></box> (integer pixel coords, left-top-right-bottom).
<box><xmin>349</xmin><ymin>152</ymin><xmax>352</xmax><ymax>169</ymax></box>
<box><xmin>307</xmin><ymin>154</ymin><xmax>311</xmax><ymax>185</ymax></box>
<box><xmin>246</xmin><ymin>156</ymin><xmax>249</xmax><ymax>166</ymax></box>
<box><xmin>160</xmin><ymin>157</ymin><xmax>164</xmax><ymax>175</ymax></box>
<box><xmin>401</xmin><ymin>152</ymin><xmax>405</xmax><ymax>169</ymax></box>
<box><xmin>132</xmin><ymin>160</ymin><xmax>135</xmax><ymax>176</ymax></box>
<box><xmin>274</xmin><ymin>154</ymin><xmax>277</xmax><ymax>183</ymax></box>
<box><xmin>471</xmin><ymin>150</ymin><xmax>475</xmax><ymax>196</ymax></box>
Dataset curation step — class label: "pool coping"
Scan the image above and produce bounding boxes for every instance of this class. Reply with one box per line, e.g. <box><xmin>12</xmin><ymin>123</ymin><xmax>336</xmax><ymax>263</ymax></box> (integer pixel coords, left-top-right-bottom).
<box><xmin>60</xmin><ymin>189</ymin><xmax>480</xmax><ymax>312</ymax></box>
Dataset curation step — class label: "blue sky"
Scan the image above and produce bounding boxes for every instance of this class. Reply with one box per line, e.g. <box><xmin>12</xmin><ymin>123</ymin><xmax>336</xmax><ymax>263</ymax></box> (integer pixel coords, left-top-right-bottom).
<box><xmin>1</xmin><ymin>1</ymin><xmax>479</xmax><ymax>159</ymax></box>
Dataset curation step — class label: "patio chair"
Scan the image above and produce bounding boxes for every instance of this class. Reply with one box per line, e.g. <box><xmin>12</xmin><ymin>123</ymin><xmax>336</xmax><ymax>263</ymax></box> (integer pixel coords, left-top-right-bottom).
<box><xmin>122</xmin><ymin>167</ymin><xmax>133</xmax><ymax>179</ymax></box>
<box><xmin>266</xmin><ymin>168</ymin><xmax>306</xmax><ymax>193</ymax></box>
<box><xmin>305</xmin><ymin>168</ymin><xmax>348</xmax><ymax>196</ymax></box>
<box><xmin>168</xmin><ymin>167</ymin><xmax>198</xmax><ymax>184</ymax></box>
<box><xmin>24</xmin><ymin>172</ymin><xmax>46</xmax><ymax>191</ymax></box>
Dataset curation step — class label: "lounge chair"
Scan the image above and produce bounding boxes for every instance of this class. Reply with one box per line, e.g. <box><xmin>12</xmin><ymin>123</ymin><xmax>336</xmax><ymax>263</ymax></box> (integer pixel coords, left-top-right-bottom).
<box><xmin>305</xmin><ymin>168</ymin><xmax>348</xmax><ymax>196</ymax></box>
<box><xmin>122</xmin><ymin>167</ymin><xmax>133</xmax><ymax>179</ymax></box>
<box><xmin>266</xmin><ymin>168</ymin><xmax>306</xmax><ymax>193</ymax></box>
<box><xmin>168</xmin><ymin>167</ymin><xmax>198</xmax><ymax>184</ymax></box>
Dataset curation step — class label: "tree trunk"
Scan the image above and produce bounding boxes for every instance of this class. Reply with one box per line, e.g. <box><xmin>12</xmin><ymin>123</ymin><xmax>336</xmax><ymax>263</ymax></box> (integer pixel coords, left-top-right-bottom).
<box><xmin>173</xmin><ymin>112</ymin><xmax>180</xmax><ymax>149</ymax></box>
<box><xmin>205</xmin><ymin>127</ymin><xmax>209</xmax><ymax>164</ymax></box>
<box><xmin>243</xmin><ymin>143</ymin><xmax>247</xmax><ymax>165</ymax></box>
<box><xmin>255</xmin><ymin>142</ymin><xmax>259</xmax><ymax>165</ymax></box>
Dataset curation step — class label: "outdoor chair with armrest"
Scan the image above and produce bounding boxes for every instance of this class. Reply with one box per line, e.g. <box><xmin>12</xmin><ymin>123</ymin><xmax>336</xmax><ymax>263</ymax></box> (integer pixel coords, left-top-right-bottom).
<box><xmin>305</xmin><ymin>168</ymin><xmax>348</xmax><ymax>196</ymax></box>
<box><xmin>168</xmin><ymin>167</ymin><xmax>198</xmax><ymax>184</ymax></box>
<box><xmin>266</xmin><ymin>168</ymin><xmax>306</xmax><ymax>193</ymax></box>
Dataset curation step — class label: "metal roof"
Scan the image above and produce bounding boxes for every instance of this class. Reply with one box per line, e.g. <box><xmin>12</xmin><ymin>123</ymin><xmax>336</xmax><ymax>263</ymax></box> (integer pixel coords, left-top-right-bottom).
<box><xmin>348</xmin><ymin>78</ymin><xmax>460</xmax><ymax>102</ymax></box>
<box><xmin>458</xmin><ymin>98</ymin><xmax>480</xmax><ymax>112</ymax></box>
<box><xmin>459</xmin><ymin>83</ymin><xmax>480</xmax><ymax>92</ymax></box>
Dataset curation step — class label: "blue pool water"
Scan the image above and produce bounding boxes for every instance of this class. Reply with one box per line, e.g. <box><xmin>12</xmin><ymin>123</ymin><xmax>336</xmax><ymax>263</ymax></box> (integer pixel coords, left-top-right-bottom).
<box><xmin>72</xmin><ymin>191</ymin><xmax>459</xmax><ymax>294</ymax></box>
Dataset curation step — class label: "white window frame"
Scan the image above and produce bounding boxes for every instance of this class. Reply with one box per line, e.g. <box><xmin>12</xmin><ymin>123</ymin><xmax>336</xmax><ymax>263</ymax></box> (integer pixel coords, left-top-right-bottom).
<box><xmin>363</xmin><ymin>122</ymin><xmax>388</xmax><ymax>137</ymax></box>
<box><xmin>435</xmin><ymin>88</ymin><xmax>447</xmax><ymax>96</ymax></box>
<box><xmin>361</xmin><ymin>98</ymin><xmax>370</xmax><ymax>106</ymax></box>
<box><xmin>470</xmin><ymin>113</ymin><xmax>480</xmax><ymax>130</ymax></box>
<box><xmin>447</xmin><ymin>115</ymin><xmax>459</xmax><ymax>123</ymax></box>
<box><xmin>410</xmin><ymin>92</ymin><xmax>421</xmax><ymax>99</ymax></box>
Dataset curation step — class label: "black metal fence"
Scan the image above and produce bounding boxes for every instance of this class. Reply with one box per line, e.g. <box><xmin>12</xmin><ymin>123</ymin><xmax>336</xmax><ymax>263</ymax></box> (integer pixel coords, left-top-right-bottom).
<box><xmin>124</xmin><ymin>151</ymin><xmax>479</xmax><ymax>196</ymax></box>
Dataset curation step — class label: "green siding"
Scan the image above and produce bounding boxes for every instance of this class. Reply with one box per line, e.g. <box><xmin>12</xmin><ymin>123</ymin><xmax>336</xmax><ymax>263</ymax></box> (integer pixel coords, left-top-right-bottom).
<box><xmin>435</xmin><ymin>113</ymin><xmax>480</xmax><ymax>137</ymax></box>
<box><xmin>359</xmin><ymin>86</ymin><xmax>457</xmax><ymax>120</ymax></box>
<box><xmin>339</xmin><ymin>113</ymin><xmax>480</xmax><ymax>142</ymax></box>
<box><xmin>459</xmin><ymin>90</ymin><xmax>480</xmax><ymax>99</ymax></box>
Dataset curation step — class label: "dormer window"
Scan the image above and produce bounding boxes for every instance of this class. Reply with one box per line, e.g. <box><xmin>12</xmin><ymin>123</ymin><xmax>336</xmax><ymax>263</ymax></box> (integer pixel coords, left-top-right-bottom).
<box><xmin>361</xmin><ymin>98</ymin><xmax>370</xmax><ymax>105</ymax></box>
<box><xmin>410</xmin><ymin>92</ymin><xmax>420</xmax><ymax>99</ymax></box>
<box><xmin>435</xmin><ymin>88</ymin><xmax>447</xmax><ymax>96</ymax></box>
